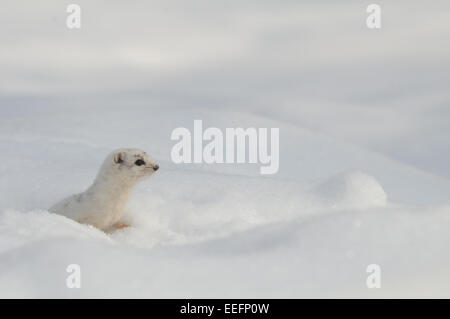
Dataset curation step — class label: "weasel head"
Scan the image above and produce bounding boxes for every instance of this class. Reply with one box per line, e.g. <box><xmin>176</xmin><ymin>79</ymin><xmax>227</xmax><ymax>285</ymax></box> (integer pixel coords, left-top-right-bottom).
<box><xmin>102</xmin><ymin>148</ymin><xmax>159</xmax><ymax>184</ymax></box>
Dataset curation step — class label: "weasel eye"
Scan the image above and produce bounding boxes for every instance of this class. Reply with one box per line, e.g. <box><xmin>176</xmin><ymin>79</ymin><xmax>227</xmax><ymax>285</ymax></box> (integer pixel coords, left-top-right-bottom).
<box><xmin>135</xmin><ymin>159</ymin><xmax>146</xmax><ymax>166</ymax></box>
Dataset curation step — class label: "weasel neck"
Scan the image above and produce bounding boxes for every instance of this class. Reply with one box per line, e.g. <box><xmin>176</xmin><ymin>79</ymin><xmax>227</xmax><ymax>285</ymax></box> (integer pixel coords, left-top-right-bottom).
<box><xmin>87</xmin><ymin>171</ymin><xmax>136</xmax><ymax>209</ymax></box>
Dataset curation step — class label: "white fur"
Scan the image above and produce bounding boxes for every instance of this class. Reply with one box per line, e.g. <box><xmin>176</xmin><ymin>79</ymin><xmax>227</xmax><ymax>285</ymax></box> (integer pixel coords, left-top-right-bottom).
<box><xmin>50</xmin><ymin>148</ymin><xmax>158</xmax><ymax>231</ymax></box>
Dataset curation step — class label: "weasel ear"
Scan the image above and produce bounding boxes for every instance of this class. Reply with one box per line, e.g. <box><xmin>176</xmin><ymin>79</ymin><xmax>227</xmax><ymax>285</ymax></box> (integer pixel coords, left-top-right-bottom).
<box><xmin>114</xmin><ymin>151</ymin><xmax>126</xmax><ymax>164</ymax></box>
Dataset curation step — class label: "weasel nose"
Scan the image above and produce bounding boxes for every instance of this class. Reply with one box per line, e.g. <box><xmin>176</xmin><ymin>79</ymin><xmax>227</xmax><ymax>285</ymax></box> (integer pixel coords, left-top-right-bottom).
<box><xmin>153</xmin><ymin>164</ymin><xmax>159</xmax><ymax>171</ymax></box>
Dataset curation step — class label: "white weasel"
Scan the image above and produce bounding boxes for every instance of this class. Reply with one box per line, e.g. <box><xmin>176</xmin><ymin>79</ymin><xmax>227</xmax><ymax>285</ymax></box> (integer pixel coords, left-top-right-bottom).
<box><xmin>50</xmin><ymin>148</ymin><xmax>159</xmax><ymax>231</ymax></box>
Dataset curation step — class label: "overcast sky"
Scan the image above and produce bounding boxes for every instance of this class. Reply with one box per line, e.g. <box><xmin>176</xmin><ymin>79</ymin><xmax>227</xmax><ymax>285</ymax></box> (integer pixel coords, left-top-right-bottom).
<box><xmin>1</xmin><ymin>0</ymin><xmax>449</xmax><ymax>178</ymax></box>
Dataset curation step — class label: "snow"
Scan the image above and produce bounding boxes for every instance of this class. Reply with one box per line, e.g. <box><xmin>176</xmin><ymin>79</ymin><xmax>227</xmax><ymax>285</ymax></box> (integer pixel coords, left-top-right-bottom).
<box><xmin>0</xmin><ymin>0</ymin><xmax>450</xmax><ymax>298</ymax></box>
<box><xmin>1</xmin><ymin>106</ymin><xmax>450</xmax><ymax>298</ymax></box>
<box><xmin>311</xmin><ymin>171</ymin><xmax>388</xmax><ymax>210</ymax></box>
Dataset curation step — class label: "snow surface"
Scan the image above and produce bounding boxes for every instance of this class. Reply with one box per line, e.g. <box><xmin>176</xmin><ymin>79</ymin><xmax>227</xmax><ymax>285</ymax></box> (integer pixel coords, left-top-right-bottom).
<box><xmin>0</xmin><ymin>0</ymin><xmax>450</xmax><ymax>298</ymax></box>
<box><xmin>1</xmin><ymin>105</ymin><xmax>450</xmax><ymax>298</ymax></box>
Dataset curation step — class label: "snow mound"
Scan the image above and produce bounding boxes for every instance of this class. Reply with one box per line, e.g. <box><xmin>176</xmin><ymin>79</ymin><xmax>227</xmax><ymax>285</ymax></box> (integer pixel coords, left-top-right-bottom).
<box><xmin>110</xmin><ymin>170</ymin><xmax>317</xmax><ymax>248</ymax></box>
<box><xmin>0</xmin><ymin>210</ymin><xmax>112</xmax><ymax>254</ymax></box>
<box><xmin>311</xmin><ymin>171</ymin><xmax>388</xmax><ymax>210</ymax></box>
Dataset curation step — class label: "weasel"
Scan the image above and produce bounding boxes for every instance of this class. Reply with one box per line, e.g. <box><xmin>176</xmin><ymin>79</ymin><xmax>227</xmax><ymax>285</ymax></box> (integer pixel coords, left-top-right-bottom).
<box><xmin>49</xmin><ymin>148</ymin><xmax>159</xmax><ymax>231</ymax></box>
